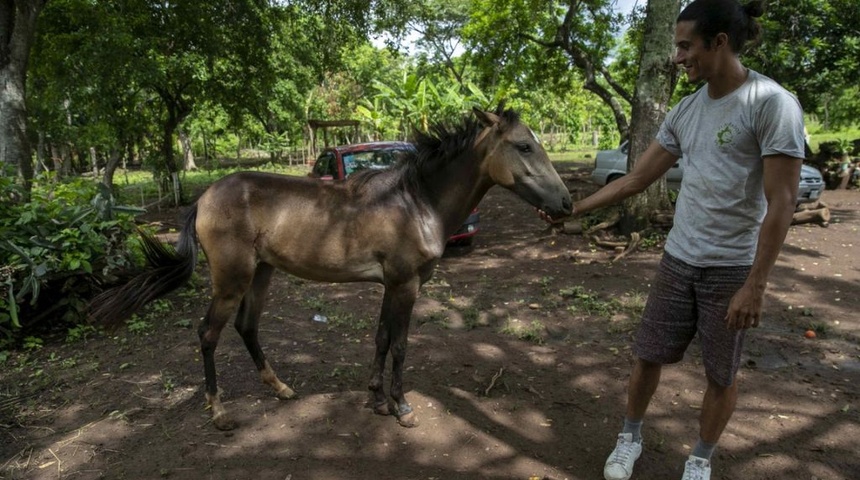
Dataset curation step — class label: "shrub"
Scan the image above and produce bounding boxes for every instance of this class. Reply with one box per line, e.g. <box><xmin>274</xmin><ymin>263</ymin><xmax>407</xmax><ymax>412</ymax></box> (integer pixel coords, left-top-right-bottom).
<box><xmin>0</xmin><ymin>173</ymin><xmax>142</xmax><ymax>348</ymax></box>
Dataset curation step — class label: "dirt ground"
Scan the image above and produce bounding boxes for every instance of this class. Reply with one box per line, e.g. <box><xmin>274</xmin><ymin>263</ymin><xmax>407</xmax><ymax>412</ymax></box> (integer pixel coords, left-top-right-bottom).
<box><xmin>1</xmin><ymin>166</ymin><xmax>858</xmax><ymax>480</ymax></box>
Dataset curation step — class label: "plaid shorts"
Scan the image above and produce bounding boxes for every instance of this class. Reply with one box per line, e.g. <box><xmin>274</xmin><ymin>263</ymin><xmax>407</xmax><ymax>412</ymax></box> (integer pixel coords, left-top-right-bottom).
<box><xmin>634</xmin><ymin>253</ymin><xmax>752</xmax><ymax>387</ymax></box>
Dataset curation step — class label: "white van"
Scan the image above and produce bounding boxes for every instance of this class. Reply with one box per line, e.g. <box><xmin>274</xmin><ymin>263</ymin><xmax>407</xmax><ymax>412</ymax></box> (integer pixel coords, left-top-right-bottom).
<box><xmin>590</xmin><ymin>141</ymin><xmax>825</xmax><ymax>204</ymax></box>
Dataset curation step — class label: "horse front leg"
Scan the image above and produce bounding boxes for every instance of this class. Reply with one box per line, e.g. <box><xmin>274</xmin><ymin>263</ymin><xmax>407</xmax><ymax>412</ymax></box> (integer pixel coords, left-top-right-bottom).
<box><xmin>369</xmin><ymin>279</ymin><xmax>420</xmax><ymax>427</ymax></box>
<box><xmin>369</xmin><ymin>293</ymin><xmax>393</xmax><ymax>416</ymax></box>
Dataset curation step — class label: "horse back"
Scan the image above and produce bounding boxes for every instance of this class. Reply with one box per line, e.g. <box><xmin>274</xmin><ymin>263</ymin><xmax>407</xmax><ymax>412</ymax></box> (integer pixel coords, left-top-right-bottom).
<box><xmin>194</xmin><ymin>171</ymin><xmax>445</xmax><ymax>284</ymax></box>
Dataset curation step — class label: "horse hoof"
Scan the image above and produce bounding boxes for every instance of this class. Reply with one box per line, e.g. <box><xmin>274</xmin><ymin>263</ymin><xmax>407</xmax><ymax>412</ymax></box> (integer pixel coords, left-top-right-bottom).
<box><xmin>212</xmin><ymin>413</ymin><xmax>237</xmax><ymax>431</ymax></box>
<box><xmin>397</xmin><ymin>410</ymin><xmax>419</xmax><ymax>428</ymax></box>
<box><xmin>276</xmin><ymin>386</ymin><xmax>296</xmax><ymax>400</ymax></box>
<box><xmin>373</xmin><ymin>402</ymin><xmax>391</xmax><ymax>416</ymax></box>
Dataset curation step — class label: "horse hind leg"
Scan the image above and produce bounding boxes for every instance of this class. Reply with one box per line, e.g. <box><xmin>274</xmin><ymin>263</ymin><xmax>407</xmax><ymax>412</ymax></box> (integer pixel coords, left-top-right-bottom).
<box><xmin>234</xmin><ymin>262</ymin><xmax>296</xmax><ymax>400</ymax></box>
<box><xmin>199</xmin><ymin>293</ymin><xmax>244</xmax><ymax>431</ymax></box>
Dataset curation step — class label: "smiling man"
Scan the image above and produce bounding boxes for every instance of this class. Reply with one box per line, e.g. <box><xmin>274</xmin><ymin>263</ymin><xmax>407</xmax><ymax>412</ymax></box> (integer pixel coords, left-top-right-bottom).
<box><xmin>539</xmin><ymin>0</ymin><xmax>805</xmax><ymax>479</ymax></box>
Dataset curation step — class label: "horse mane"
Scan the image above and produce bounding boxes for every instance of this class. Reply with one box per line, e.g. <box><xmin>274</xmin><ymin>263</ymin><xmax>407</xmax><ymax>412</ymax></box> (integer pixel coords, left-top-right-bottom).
<box><xmin>411</xmin><ymin>107</ymin><xmax>520</xmax><ymax>176</ymax></box>
<box><xmin>346</xmin><ymin>106</ymin><xmax>521</xmax><ymax>199</ymax></box>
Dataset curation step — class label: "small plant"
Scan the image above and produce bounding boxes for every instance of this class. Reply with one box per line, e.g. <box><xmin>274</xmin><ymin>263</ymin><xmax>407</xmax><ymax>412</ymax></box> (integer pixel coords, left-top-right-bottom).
<box><xmin>538</xmin><ymin>276</ymin><xmax>554</xmax><ymax>296</ymax></box>
<box><xmin>639</xmin><ymin>231</ymin><xmax>667</xmax><ymax>249</ymax></box>
<box><xmin>667</xmin><ymin>189</ymin><xmax>679</xmax><ymax>204</ymax></box>
<box><xmin>420</xmin><ymin>310</ymin><xmax>450</xmax><ymax>328</ymax></box>
<box><xmin>302</xmin><ymin>294</ymin><xmax>329</xmax><ymax>312</ymax></box>
<box><xmin>60</xmin><ymin>357</ymin><xmax>79</xmax><ymax>369</ymax></box>
<box><xmin>807</xmin><ymin>321</ymin><xmax>829</xmax><ymax>335</ymax></box>
<box><xmin>66</xmin><ymin>324</ymin><xmax>97</xmax><ymax>343</ymax></box>
<box><xmin>560</xmin><ymin>286</ymin><xmax>621</xmax><ymax>317</ymax></box>
<box><xmin>328</xmin><ymin>365</ymin><xmax>362</xmax><ymax>383</ymax></box>
<box><xmin>462</xmin><ymin>306</ymin><xmax>481</xmax><ymax>330</ymax></box>
<box><xmin>161</xmin><ymin>371</ymin><xmax>176</xmax><ymax>395</ymax></box>
<box><xmin>173</xmin><ymin>318</ymin><xmax>193</xmax><ymax>329</ymax></box>
<box><xmin>148</xmin><ymin>299</ymin><xmax>173</xmax><ymax>314</ymax></box>
<box><xmin>126</xmin><ymin>315</ymin><xmax>153</xmax><ymax>334</ymax></box>
<box><xmin>23</xmin><ymin>336</ymin><xmax>43</xmax><ymax>351</ymax></box>
<box><xmin>499</xmin><ymin>318</ymin><xmax>545</xmax><ymax>344</ymax></box>
<box><xmin>325</xmin><ymin>309</ymin><xmax>372</xmax><ymax>332</ymax></box>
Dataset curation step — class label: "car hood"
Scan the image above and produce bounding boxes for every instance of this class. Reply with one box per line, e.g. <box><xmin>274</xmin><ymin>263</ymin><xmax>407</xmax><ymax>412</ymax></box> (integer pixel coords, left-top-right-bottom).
<box><xmin>801</xmin><ymin>163</ymin><xmax>822</xmax><ymax>179</ymax></box>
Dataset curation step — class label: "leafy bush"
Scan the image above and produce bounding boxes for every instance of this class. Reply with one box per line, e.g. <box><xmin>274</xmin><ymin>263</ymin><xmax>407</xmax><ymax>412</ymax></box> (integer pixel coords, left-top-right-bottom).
<box><xmin>0</xmin><ymin>173</ymin><xmax>142</xmax><ymax>348</ymax></box>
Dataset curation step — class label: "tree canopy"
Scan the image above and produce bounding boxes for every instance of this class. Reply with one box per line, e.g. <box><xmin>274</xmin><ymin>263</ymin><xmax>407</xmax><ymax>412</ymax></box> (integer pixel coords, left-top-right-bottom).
<box><xmin>745</xmin><ymin>0</ymin><xmax>860</xmax><ymax>128</ymax></box>
<box><xmin>2</xmin><ymin>0</ymin><xmax>858</xmax><ymax>191</ymax></box>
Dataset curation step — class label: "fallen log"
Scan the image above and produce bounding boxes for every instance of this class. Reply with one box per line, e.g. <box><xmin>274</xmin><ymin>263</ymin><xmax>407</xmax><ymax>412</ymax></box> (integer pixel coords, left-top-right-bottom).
<box><xmin>791</xmin><ymin>207</ymin><xmax>830</xmax><ymax>227</ymax></box>
<box><xmin>796</xmin><ymin>200</ymin><xmax>829</xmax><ymax>211</ymax></box>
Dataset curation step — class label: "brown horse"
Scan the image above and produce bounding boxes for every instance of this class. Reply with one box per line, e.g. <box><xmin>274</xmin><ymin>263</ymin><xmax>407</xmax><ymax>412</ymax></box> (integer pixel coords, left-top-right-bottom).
<box><xmin>89</xmin><ymin>106</ymin><xmax>572</xmax><ymax>430</ymax></box>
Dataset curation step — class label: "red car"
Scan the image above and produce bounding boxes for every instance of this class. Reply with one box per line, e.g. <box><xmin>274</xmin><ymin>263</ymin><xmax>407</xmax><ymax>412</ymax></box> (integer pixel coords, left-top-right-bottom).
<box><xmin>310</xmin><ymin>141</ymin><xmax>480</xmax><ymax>246</ymax></box>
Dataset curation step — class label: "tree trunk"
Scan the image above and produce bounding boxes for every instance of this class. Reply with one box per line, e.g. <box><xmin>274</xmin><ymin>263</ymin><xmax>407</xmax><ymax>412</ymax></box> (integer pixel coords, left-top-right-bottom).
<box><xmin>162</xmin><ymin>117</ymin><xmax>178</xmax><ymax>175</ymax></box>
<box><xmin>35</xmin><ymin>129</ymin><xmax>46</xmax><ymax>172</ymax></box>
<box><xmin>792</xmin><ymin>207</ymin><xmax>830</xmax><ymax>226</ymax></box>
<box><xmin>50</xmin><ymin>142</ymin><xmax>61</xmax><ymax>174</ymax></box>
<box><xmin>59</xmin><ymin>143</ymin><xmax>71</xmax><ymax>177</ymax></box>
<box><xmin>102</xmin><ymin>145</ymin><xmax>121</xmax><ymax>191</ymax></box>
<box><xmin>89</xmin><ymin>146</ymin><xmax>98</xmax><ymax>176</ymax></box>
<box><xmin>156</xmin><ymin>90</ymin><xmax>190</xmax><ymax>205</ymax></box>
<box><xmin>179</xmin><ymin>129</ymin><xmax>197</xmax><ymax>171</ymax></box>
<box><xmin>201</xmin><ymin>130</ymin><xmax>209</xmax><ymax>167</ymax></box>
<box><xmin>619</xmin><ymin>0</ymin><xmax>681</xmax><ymax>234</ymax></box>
<box><xmin>0</xmin><ymin>0</ymin><xmax>46</xmax><ymax>199</ymax></box>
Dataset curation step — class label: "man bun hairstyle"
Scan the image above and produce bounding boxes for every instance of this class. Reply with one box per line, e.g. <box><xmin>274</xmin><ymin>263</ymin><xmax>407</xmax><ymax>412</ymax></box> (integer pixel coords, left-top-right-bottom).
<box><xmin>678</xmin><ymin>0</ymin><xmax>765</xmax><ymax>53</ymax></box>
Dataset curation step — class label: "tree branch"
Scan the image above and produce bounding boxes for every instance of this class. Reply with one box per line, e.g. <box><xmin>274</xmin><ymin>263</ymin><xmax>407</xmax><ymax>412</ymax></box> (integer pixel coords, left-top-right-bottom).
<box><xmin>599</xmin><ymin>66</ymin><xmax>634</xmax><ymax>104</ymax></box>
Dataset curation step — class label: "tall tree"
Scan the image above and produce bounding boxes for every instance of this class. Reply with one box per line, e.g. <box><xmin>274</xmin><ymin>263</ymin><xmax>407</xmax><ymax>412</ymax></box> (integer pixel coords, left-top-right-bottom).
<box><xmin>463</xmin><ymin>0</ymin><xmax>632</xmax><ymax>139</ymax></box>
<box><xmin>620</xmin><ymin>0</ymin><xmax>681</xmax><ymax>233</ymax></box>
<box><xmin>29</xmin><ymin>0</ymin><xmax>149</xmax><ymax>185</ymax></box>
<box><xmin>386</xmin><ymin>0</ymin><xmax>471</xmax><ymax>85</ymax></box>
<box><xmin>1</xmin><ymin>0</ymin><xmax>47</xmax><ymax>198</ymax></box>
<box><xmin>744</xmin><ymin>0</ymin><xmax>860</xmax><ymax>121</ymax></box>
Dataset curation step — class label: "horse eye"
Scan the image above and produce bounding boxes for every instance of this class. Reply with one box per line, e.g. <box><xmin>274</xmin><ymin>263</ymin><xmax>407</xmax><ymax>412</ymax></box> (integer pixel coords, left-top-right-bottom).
<box><xmin>516</xmin><ymin>143</ymin><xmax>532</xmax><ymax>153</ymax></box>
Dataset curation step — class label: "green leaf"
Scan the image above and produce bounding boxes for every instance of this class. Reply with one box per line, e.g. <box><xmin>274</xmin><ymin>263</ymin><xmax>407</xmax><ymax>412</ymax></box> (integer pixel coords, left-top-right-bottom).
<box><xmin>8</xmin><ymin>287</ymin><xmax>20</xmax><ymax>329</ymax></box>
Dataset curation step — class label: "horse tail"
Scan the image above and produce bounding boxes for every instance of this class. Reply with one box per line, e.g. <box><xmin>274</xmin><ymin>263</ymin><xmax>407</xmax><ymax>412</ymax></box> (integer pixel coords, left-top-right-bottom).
<box><xmin>89</xmin><ymin>204</ymin><xmax>200</xmax><ymax>327</ymax></box>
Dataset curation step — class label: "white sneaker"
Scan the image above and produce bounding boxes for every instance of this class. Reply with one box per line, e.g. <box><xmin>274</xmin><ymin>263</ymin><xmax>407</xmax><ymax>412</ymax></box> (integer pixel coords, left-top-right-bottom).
<box><xmin>681</xmin><ymin>455</ymin><xmax>711</xmax><ymax>480</ymax></box>
<box><xmin>604</xmin><ymin>432</ymin><xmax>643</xmax><ymax>480</ymax></box>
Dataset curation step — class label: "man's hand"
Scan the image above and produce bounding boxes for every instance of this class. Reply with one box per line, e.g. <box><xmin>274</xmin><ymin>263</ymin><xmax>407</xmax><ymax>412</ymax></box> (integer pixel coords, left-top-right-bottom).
<box><xmin>724</xmin><ymin>283</ymin><xmax>765</xmax><ymax>330</ymax></box>
<box><xmin>535</xmin><ymin>208</ymin><xmax>563</xmax><ymax>224</ymax></box>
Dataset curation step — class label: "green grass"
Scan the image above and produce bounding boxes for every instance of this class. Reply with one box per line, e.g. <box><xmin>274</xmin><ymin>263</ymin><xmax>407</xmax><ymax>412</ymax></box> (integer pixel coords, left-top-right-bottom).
<box><xmin>548</xmin><ymin>150</ymin><xmax>597</xmax><ymax>163</ymax></box>
<box><xmin>498</xmin><ymin>318</ymin><xmax>545</xmax><ymax>344</ymax></box>
<box><xmin>113</xmin><ymin>162</ymin><xmax>309</xmax><ymax>207</ymax></box>
<box><xmin>805</xmin><ymin>120</ymin><xmax>860</xmax><ymax>153</ymax></box>
<box><xmin>560</xmin><ymin>286</ymin><xmax>646</xmax><ymax>319</ymax></box>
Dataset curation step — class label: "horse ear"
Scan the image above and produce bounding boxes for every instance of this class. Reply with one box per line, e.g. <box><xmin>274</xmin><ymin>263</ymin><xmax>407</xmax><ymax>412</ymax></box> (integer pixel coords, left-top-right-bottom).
<box><xmin>494</xmin><ymin>100</ymin><xmax>507</xmax><ymax>115</ymax></box>
<box><xmin>473</xmin><ymin>107</ymin><xmax>502</xmax><ymax>128</ymax></box>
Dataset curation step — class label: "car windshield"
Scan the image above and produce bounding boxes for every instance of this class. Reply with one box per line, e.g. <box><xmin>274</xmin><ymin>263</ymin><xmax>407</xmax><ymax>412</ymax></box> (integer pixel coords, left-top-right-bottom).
<box><xmin>343</xmin><ymin>148</ymin><xmax>410</xmax><ymax>177</ymax></box>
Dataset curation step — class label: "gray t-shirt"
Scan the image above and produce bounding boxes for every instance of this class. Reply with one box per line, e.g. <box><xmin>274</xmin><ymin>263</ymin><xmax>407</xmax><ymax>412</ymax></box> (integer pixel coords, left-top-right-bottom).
<box><xmin>656</xmin><ymin>69</ymin><xmax>805</xmax><ymax>267</ymax></box>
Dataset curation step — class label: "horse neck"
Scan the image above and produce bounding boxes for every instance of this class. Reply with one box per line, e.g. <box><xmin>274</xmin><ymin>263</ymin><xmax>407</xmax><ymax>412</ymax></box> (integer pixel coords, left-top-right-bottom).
<box><xmin>419</xmin><ymin>150</ymin><xmax>493</xmax><ymax>234</ymax></box>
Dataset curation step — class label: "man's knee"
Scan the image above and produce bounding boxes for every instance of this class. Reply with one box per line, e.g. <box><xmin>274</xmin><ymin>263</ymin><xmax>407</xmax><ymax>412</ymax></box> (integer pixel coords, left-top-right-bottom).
<box><xmin>706</xmin><ymin>372</ymin><xmax>738</xmax><ymax>393</ymax></box>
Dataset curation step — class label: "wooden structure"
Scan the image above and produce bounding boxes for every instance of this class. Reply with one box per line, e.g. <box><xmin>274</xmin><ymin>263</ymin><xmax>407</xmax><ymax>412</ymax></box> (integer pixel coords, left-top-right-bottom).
<box><xmin>307</xmin><ymin>119</ymin><xmax>361</xmax><ymax>162</ymax></box>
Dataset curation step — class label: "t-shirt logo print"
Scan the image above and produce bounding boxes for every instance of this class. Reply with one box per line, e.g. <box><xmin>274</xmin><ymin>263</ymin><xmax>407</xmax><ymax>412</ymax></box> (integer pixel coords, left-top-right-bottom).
<box><xmin>715</xmin><ymin>124</ymin><xmax>739</xmax><ymax>147</ymax></box>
